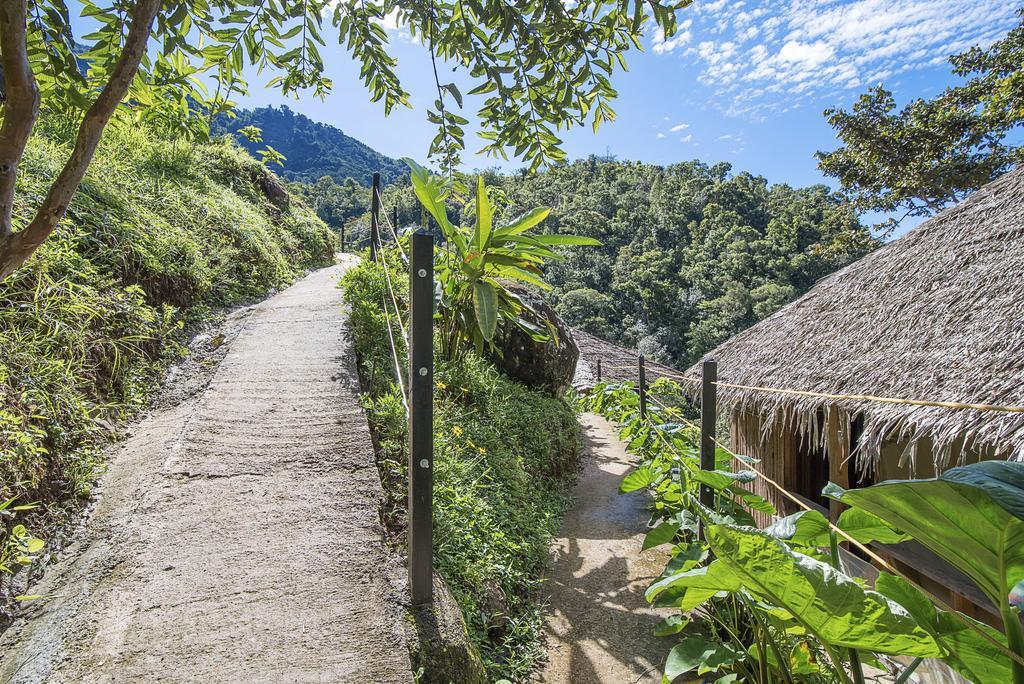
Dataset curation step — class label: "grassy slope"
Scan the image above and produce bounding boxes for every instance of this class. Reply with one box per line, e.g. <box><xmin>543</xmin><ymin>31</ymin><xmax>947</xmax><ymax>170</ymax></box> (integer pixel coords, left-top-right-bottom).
<box><xmin>1</xmin><ymin>122</ymin><xmax>336</xmax><ymax>561</ymax></box>
<box><xmin>340</xmin><ymin>255</ymin><xmax>580</xmax><ymax>681</ymax></box>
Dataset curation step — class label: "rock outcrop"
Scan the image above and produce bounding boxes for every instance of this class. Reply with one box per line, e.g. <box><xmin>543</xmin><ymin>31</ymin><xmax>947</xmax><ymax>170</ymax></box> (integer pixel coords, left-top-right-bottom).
<box><xmin>486</xmin><ymin>284</ymin><xmax>579</xmax><ymax>397</ymax></box>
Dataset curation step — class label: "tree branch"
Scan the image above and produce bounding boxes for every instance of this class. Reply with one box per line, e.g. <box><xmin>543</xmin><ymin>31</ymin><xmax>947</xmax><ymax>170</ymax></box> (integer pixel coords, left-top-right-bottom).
<box><xmin>0</xmin><ymin>0</ymin><xmax>41</xmax><ymax>238</ymax></box>
<box><xmin>0</xmin><ymin>0</ymin><xmax>161</xmax><ymax>280</ymax></box>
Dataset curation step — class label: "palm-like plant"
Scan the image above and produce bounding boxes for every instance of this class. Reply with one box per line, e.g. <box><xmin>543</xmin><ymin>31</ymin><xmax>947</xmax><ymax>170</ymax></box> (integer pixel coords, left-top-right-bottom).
<box><xmin>403</xmin><ymin>159</ymin><xmax>599</xmax><ymax>361</ymax></box>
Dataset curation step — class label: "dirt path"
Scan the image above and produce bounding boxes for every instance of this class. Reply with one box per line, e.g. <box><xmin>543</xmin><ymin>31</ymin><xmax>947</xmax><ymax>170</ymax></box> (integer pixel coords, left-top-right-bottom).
<box><xmin>539</xmin><ymin>413</ymin><xmax>672</xmax><ymax>684</ymax></box>
<box><xmin>0</xmin><ymin>257</ymin><xmax>413</xmax><ymax>683</ymax></box>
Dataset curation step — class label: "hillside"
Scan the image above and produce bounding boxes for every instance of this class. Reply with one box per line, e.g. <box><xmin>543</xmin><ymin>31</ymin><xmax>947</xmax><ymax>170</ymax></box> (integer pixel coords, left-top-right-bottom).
<box><xmin>213</xmin><ymin>105</ymin><xmax>407</xmax><ymax>186</ymax></box>
<box><xmin>0</xmin><ymin>120</ymin><xmax>336</xmax><ymax>611</ymax></box>
<box><xmin>360</xmin><ymin>158</ymin><xmax>878</xmax><ymax>367</ymax></box>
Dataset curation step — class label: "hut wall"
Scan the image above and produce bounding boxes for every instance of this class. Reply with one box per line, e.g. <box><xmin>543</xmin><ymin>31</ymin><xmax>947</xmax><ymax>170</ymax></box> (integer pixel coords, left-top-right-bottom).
<box><xmin>730</xmin><ymin>409</ymin><xmax>798</xmax><ymax>527</ymax></box>
<box><xmin>876</xmin><ymin>435</ymin><xmax>1004</xmax><ymax>481</ymax></box>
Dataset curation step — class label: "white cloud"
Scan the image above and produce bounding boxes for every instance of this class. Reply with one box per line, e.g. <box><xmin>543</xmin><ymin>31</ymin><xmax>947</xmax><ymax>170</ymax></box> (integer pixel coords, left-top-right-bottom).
<box><xmin>679</xmin><ymin>134</ymin><xmax>693</xmax><ymax>142</ymax></box>
<box><xmin>656</xmin><ymin>132</ymin><xmax>666</xmax><ymax>138</ymax></box>
<box><xmin>655</xmin><ymin>0</ymin><xmax>1019</xmax><ymax>118</ymax></box>
<box><xmin>652</xmin><ymin>19</ymin><xmax>693</xmax><ymax>54</ymax></box>
<box><xmin>669</xmin><ymin>123</ymin><xmax>690</xmax><ymax>132</ymax></box>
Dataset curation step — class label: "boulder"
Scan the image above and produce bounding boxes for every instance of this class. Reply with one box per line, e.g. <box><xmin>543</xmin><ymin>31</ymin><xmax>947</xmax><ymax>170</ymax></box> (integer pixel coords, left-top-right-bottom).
<box><xmin>250</xmin><ymin>166</ymin><xmax>290</xmax><ymax>213</ymax></box>
<box><xmin>486</xmin><ymin>284</ymin><xmax>579</xmax><ymax>397</ymax></box>
<box><xmin>405</xmin><ymin>574</ymin><xmax>487</xmax><ymax>684</ymax></box>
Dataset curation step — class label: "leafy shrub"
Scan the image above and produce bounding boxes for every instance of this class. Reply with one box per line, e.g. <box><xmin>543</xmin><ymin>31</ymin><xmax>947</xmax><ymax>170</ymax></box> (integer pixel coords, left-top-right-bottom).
<box><xmin>339</xmin><ymin>254</ymin><xmax>580</xmax><ymax>681</ymax></box>
<box><xmin>581</xmin><ymin>381</ymin><xmax>1024</xmax><ymax>684</ymax></box>
<box><xmin>1</xmin><ymin>120</ymin><xmax>336</xmax><ymax>589</ymax></box>
<box><xmin>404</xmin><ymin>159</ymin><xmax>599</xmax><ymax>361</ymax></box>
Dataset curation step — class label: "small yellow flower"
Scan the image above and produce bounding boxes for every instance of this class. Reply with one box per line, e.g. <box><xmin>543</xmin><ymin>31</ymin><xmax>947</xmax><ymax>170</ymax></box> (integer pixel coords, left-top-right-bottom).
<box><xmin>477</xmin><ymin>446</ymin><xmax>487</xmax><ymax>454</ymax></box>
<box><xmin>437</xmin><ymin>381</ymin><xmax>448</xmax><ymax>390</ymax></box>
<box><xmin>452</xmin><ymin>425</ymin><xmax>463</xmax><ymax>437</ymax></box>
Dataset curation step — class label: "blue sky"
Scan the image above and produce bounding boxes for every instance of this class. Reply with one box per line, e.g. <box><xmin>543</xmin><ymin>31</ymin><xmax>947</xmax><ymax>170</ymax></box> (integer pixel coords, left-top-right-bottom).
<box><xmin>234</xmin><ymin>0</ymin><xmax>1020</xmax><ymax>209</ymax></box>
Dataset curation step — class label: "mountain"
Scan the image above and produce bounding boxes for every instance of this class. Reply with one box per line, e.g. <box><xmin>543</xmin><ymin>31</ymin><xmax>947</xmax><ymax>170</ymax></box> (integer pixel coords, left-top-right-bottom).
<box><xmin>213</xmin><ymin>105</ymin><xmax>406</xmax><ymax>186</ymax></box>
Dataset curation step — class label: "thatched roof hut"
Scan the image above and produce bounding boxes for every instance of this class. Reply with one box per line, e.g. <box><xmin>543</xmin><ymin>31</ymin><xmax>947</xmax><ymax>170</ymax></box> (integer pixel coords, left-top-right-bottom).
<box><xmin>679</xmin><ymin>166</ymin><xmax>1024</xmax><ymax>477</ymax></box>
<box><xmin>572</xmin><ymin>329</ymin><xmax>684</xmax><ymax>390</ymax></box>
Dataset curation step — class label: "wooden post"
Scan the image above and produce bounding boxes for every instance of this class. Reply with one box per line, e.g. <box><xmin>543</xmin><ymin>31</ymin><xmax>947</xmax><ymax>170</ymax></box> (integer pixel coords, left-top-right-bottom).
<box><xmin>699</xmin><ymin>358</ymin><xmax>718</xmax><ymax>518</ymax></box>
<box><xmin>638</xmin><ymin>354</ymin><xmax>647</xmax><ymax>419</ymax></box>
<box><xmin>826</xmin><ymin>405</ymin><xmax>851</xmax><ymax>522</ymax></box>
<box><xmin>408</xmin><ymin>231</ymin><xmax>434</xmax><ymax>605</ymax></box>
<box><xmin>370</xmin><ymin>172</ymin><xmax>381</xmax><ymax>261</ymax></box>
<box><xmin>596</xmin><ymin>358</ymin><xmax>602</xmax><ymax>383</ymax></box>
<box><xmin>340</xmin><ymin>224</ymin><xmax>345</xmax><ymax>254</ymax></box>
<box><xmin>393</xmin><ymin>206</ymin><xmax>400</xmax><ymax>243</ymax></box>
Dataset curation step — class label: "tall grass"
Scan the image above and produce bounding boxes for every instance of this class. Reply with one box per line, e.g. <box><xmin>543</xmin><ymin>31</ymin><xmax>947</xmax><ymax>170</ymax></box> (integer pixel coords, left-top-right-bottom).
<box><xmin>1</xmin><ymin>120</ymin><xmax>336</xmax><ymax>570</ymax></box>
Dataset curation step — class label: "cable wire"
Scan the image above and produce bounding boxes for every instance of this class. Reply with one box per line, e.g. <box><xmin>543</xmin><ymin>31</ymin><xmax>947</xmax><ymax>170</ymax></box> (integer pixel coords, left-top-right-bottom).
<box><xmin>375</xmin><ymin>187</ymin><xmax>408</xmax><ymax>262</ymax></box>
<box><xmin>374</xmin><ymin>230</ymin><xmax>409</xmax><ymax>413</ymax></box>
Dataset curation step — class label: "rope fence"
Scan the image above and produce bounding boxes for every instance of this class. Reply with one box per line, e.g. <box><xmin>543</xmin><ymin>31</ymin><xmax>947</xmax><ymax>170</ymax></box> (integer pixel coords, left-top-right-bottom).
<box><xmin>374</xmin><ymin>185</ymin><xmax>408</xmax><ymax>262</ymax></box>
<box><xmin>367</xmin><ymin>170</ymin><xmax>435</xmax><ymax>605</ymax></box>
<box><xmin>594</xmin><ymin>362</ymin><xmax>1024</xmax><ymax>668</ymax></box>
<box><xmin>596</xmin><ymin>364</ymin><xmax>1024</xmax><ymax>414</ymax></box>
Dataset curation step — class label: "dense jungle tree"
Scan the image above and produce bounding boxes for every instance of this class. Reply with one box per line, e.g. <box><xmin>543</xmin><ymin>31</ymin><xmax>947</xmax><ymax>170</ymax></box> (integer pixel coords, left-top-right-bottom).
<box><xmin>818</xmin><ymin>9</ymin><xmax>1024</xmax><ymax>228</ymax></box>
<box><xmin>492</xmin><ymin>158</ymin><xmax>877</xmax><ymax>365</ymax></box>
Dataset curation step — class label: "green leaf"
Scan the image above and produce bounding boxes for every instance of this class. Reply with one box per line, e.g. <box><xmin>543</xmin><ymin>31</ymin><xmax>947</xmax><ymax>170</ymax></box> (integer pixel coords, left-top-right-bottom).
<box><xmin>875</xmin><ymin>572</ymin><xmax>1012</xmax><ymax>683</ymax></box>
<box><xmin>645</xmin><ymin>560</ymin><xmax>740</xmax><ymax>603</ymax></box>
<box><xmin>763</xmin><ymin>509</ymin><xmax>831</xmax><ymax>546</ymax></box>
<box><xmin>653</xmin><ymin>614</ymin><xmax>689</xmax><ymax>637</ymax></box>
<box><xmin>527</xmin><ymin>234</ymin><xmax>602</xmax><ymax>246</ymax></box>
<box><xmin>664</xmin><ymin>636</ymin><xmax>744</xmax><ymax>680</ymax></box>
<box><xmin>835</xmin><ymin>507</ymin><xmax>910</xmax><ymax>545</ymax></box>
<box><xmin>494</xmin><ymin>207</ymin><xmax>551</xmax><ymax>236</ymax></box>
<box><xmin>832</xmin><ymin>461</ymin><xmax>1024</xmax><ymax>610</ymax></box>
<box><xmin>474</xmin><ymin>176</ymin><xmax>492</xmax><ymax>251</ymax></box>
<box><xmin>706</xmin><ymin>525</ymin><xmax>942</xmax><ymax>657</ymax></box>
<box><xmin>643</xmin><ymin>519</ymin><xmax>680</xmax><ymax>551</ymax></box>
<box><xmin>619</xmin><ymin>465</ymin><xmax>655</xmax><ymax>493</ymax></box>
<box><xmin>472</xmin><ymin>280</ymin><xmax>498</xmax><ymax>342</ymax></box>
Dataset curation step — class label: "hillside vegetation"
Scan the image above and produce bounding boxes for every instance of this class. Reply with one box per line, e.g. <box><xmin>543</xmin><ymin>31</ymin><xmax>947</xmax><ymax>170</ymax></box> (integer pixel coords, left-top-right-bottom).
<box><xmin>213</xmin><ymin>105</ymin><xmax>407</xmax><ymax>186</ymax></box>
<box><xmin>333</xmin><ymin>158</ymin><xmax>877</xmax><ymax>366</ymax></box>
<box><xmin>1</xmin><ymin>120</ymin><xmax>335</xmax><ymax>567</ymax></box>
<box><xmin>341</xmin><ymin>252</ymin><xmax>580</xmax><ymax>682</ymax></box>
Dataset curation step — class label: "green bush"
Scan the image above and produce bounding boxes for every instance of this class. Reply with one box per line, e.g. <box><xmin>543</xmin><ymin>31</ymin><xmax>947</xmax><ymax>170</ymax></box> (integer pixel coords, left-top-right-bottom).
<box><xmin>1</xmin><ymin>121</ymin><xmax>336</xmax><ymax>559</ymax></box>
<box><xmin>340</xmin><ymin>254</ymin><xmax>580</xmax><ymax>681</ymax></box>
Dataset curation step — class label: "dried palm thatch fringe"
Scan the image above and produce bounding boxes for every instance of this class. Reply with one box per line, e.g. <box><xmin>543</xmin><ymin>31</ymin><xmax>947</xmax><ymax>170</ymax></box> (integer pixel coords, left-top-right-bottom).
<box><xmin>573</xmin><ymin>329</ymin><xmax>684</xmax><ymax>388</ymax></box>
<box><xmin>677</xmin><ymin>166</ymin><xmax>1024</xmax><ymax>475</ymax></box>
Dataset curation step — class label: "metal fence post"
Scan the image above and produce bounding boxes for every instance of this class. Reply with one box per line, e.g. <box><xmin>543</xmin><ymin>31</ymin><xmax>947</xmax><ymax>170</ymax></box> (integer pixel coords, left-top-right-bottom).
<box><xmin>370</xmin><ymin>172</ymin><xmax>381</xmax><ymax>261</ymax></box>
<box><xmin>408</xmin><ymin>231</ymin><xmax>434</xmax><ymax>605</ymax></box>
<box><xmin>596</xmin><ymin>358</ymin><xmax>602</xmax><ymax>383</ymax></box>
<box><xmin>699</xmin><ymin>359</ymin><xmax>718</xmax><ymax>531</ymax></box>
<box><xmin>638</xmin><ymin>354</ymin><xmax>647</xmax><ymax>419</ymax></box>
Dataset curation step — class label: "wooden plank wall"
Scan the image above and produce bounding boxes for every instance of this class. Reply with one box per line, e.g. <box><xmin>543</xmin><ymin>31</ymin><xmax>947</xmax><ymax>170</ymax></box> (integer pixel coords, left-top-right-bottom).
<box><xmin>730</xmin><ymin>409</ymin><xmax>797</xmax><ymax>527</ymax></box>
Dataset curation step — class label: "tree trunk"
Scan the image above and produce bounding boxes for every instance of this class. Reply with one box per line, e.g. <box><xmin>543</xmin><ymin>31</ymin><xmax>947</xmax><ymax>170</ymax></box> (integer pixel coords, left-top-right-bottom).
<box><xmin>0</xmin><ymin>0</ymin><xmax>40</xmax><ymax>238</ymax></box>
<box><xmin>0</xmin><ymin>0</ymin><xmax>161</xmax><ymax>281</ymax></box>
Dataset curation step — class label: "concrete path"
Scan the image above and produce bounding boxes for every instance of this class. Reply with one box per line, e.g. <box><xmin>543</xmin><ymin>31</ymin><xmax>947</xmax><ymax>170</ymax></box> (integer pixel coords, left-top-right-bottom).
<box><xmin>0</xmin><ymin>258</ymin><xmax>413</xmax><ymax>683</ymax></box>
<box><xmin>539</xmin><ymin>413</ymin><xmax>672</xmax><ymax>684</ymax></box>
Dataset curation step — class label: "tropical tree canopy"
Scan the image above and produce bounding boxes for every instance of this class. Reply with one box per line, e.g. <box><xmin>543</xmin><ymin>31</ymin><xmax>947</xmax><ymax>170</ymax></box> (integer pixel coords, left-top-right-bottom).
<box><xmin>816</xmin><ymin>9</ymin><xmax>1024</xmax><ymax>229</ymax></box>
<box><xmin>0</xmin><ymin>0</ymin><xmax>690</xmax><ymax>279</ymax></box>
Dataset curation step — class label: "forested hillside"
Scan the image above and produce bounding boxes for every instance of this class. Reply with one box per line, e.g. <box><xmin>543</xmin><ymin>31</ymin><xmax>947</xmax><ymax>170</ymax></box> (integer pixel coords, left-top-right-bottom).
<box><xmin>213</xmin><ymin>106</ymin><xmax>407</xmax><ymax>185</ymax></box>
<box><xmin>494</xmin><ymin>159</ymin><xmax>877</xmax><ymax>365</ymax></box>
<box><xmin>346</xmin><ymin>158</ymin><xmax>877</xmax><ymax>367</ymax></box>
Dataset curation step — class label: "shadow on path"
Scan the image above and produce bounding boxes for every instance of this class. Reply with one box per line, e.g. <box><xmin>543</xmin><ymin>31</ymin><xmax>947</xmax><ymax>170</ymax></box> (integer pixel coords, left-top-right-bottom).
<box><xmin>538</xmin><ymin>412</ymin><xmax>672</xmax><ymax>684</ymax></box>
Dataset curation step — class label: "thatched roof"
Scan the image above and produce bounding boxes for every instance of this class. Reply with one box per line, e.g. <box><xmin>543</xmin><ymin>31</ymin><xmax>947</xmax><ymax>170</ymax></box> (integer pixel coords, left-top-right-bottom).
<box><xmin>572</xmin><ymin>329</ymin><xmax>684</xmax><ymax>390</ymax></box>
<box><xmin>681</xmin><ymin>166</ymin><xmax>1024</xmax><ymax>471</ymax></box>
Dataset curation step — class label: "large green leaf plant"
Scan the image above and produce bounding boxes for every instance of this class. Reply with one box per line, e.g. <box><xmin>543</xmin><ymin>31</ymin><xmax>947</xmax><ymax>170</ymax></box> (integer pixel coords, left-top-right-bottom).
<box><xmin>582</xmin><ymin>380</ymin><xmax>1024</xmax><ymax>684</ymax></box>
<box><xmin>403</xmin><ymin>159</ymin><xmax>599</xmax><ymax>361</ymax></box>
